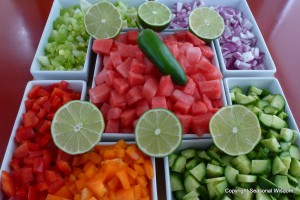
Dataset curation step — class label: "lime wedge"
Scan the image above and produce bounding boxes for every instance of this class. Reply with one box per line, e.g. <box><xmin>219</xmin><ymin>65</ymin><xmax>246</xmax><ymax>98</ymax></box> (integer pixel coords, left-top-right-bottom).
<box><xmin>84</xmin><ymin>1</ymin><xmax>122</xmax><ymax>39</ymax></box>
<box><xmin>51</xmin><ymin>100</ymin><xmax>104</xmax><ymax>155</ymax></box>
<box><xmin>209</xmin><ymin>105</ymin><xmax>261</xmax><ymax>156</ymax></box>
<box><xmin>137</xmin><ymin>1</ymin><xmax>172</xmax><ymax>32</ymax></box>
<box><xmin>135</xmin><ymin>109</ymin><xmax>182</xmax><ymax>157</ymax></box>
<box><xmin>189</xmin><ymin>7</ymin><xmax>225</xmax><ymax>41</ymax></box>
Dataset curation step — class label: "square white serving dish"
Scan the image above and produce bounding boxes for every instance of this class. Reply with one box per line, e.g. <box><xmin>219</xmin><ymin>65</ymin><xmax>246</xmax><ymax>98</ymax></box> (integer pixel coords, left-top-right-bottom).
<box><xmin>164</xmin><ymin>139</ymin><xmax>213</xmax><ymax>200</ymax></box>
<box><xmin>224</xmin><ymin>77</ymin><xmax>299</xmax><ymax>132</ymax></box>
<box><xmin>90</xmin><ymin>31</ymin><xmax>227</xmax><ymax>141</ymax></box>
<box><xmin>156</xmin><ymin>0</ymin><xmax>276</xmax><ymax>77</ymax></box>
<box><xmin>0</xmin><ymin>80</ymin><xmax>86</xmax><ymax>199</ymax></box>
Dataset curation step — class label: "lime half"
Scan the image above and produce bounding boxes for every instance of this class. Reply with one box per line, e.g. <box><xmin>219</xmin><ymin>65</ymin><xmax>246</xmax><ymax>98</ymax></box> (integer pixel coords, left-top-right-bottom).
<box><xmin>137</xmin><ymin>1</ymin><xmax>172</xmax><ymax>32</ymax></box>
<box><xmin>189</xmin><ymin>7</ymin><xmax>225</xmax><ymax>41</ymax></box>
<box><xmin>135</xmin><ymin>109</ymin><xmax>182</xmax><ymax>157</ymax></box>
<box><xmin>51</xmin><ymin>100</ymin><xmax>104</xmax><ymax>155</ymax></box>
<box><xmin>209</xmin><ymin>105</ymin><xmax>261</xmax><ymax>156</ymax></box>
<box><xmin>84</xmin><ymin>1</ymin><xmax>122</xmax><ymax>39</ymax></box>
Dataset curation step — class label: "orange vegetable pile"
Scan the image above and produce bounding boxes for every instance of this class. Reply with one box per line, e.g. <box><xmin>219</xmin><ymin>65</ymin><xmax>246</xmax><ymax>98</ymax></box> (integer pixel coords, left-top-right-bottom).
<box><xmin>47</xmin><ymin>140</ymin><xmax>154</xmax><ymax>200</ymax></box>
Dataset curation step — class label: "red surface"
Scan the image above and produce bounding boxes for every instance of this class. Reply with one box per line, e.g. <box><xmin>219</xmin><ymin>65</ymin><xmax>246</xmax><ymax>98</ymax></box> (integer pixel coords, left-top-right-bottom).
<box><xmin>0</xmin><ymin>0</ymin><xmax>299</xmax><ymax>168</ymax></box>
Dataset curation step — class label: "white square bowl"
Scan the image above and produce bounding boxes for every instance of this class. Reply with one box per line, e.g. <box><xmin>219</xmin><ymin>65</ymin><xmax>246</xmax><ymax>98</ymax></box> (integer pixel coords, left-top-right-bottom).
<box><xmin>156</xmin><ymin>0</ymin><xmax>276</xmax><ymax>77</ymax></box>
<box><xmin>90</xmin><ymin>31</ymin><xmax>227</xmax><ymax>141</ymax></box>
<box><xmin>164</xmin><ymin>139</ymin><xmax>213</xmax><ymax>200</ymax></box>
<box><xmin>30</xmin><ymin>0</ymin><xmax>93</xmax><ymax>81</ymax></box>
<box><xmin>0</xmin><ymin>80</ymin><xmax>86</xmax><ymax>199</ymax></box>
<box><xmin>224</xmin><ymin>77</ymin><xmax>299</xmax><ymax>132</ymax></box>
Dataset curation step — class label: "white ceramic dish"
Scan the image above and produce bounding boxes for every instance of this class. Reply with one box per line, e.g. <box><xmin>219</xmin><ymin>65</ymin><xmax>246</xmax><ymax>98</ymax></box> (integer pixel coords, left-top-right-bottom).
<box><xmin>90</xmin><ymin>31</ymin><xmax>227</xmax><ymax>141</ymax></box>
<box><xmin>0</xmin><ymin>80</ymin><xmax>87</xmax><ymax>199</ymax></box>
<box><xmin>156</xmin><ymin>0</ymin><xmax>276</xmax><ymax>77</ymax></box>
<box><xmin>224</xmin><ymin>77</ymin><xmax>299</xmax><ymax>132</ymax></box>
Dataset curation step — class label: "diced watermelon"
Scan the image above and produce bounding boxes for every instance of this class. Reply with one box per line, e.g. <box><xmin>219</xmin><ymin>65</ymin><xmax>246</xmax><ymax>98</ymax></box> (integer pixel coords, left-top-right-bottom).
<box><xmin>127</xmin><ymin>30</ymin><xmax>139</xmax><ymax>45</ymax></box>
<box><xmin>193</xmin><ymin>88</ymin><xmax>202</xmax><ymax>100</ymax></box>
<box><xmin>100</xmin><ymin>103</ymin><xmax>110</xmax><ymax>118</ymax></box>
<box><xmin>176</xmin><ymin>114</ymin><xmax>192</xmax><ymax>134</ymax></box>
<box><xmin>106</xmin><ymin>119</ymin><xmax>120</xmax><ymax>133</ymax></box>
<box><xmin>167</xmin><ymin>43</ymin><xmax>179</xmax><ymax>58</ymax></box>
<box><xmin>185</xmin><ymin>47</ymin><xmax>202</xmax><ymax>64</ymax></box>
<box><xmin>142</xmin><ymin>77</ymin><xmax>158</xmax><ymax>100</ymax></box>
<box><xmin>173</xmin><ymin>101</ymin><xmax>191</xmax><ymax>114</ymax></box>
<box><xmin>191</xmin><ymin>112</ymin><xmax>214</xmax><ymax>137</ymax></box>
<box><xmin>103</xmin><ymin>55</ymin><xmax>113</xmax><ymax>70</ymax></box>
<box><xmin>174</xmin><ymin>31</ymin><xmax>187</xmax><ymax>41</ymax></box>
<box><xmin>128</xmin><ymin>71</ymin><xmax>145</xmax><ymax>87</ymax></box>
<box><xmin>117</xmin><ymin>44</ymin><xmax>139</xmax><ymax>58</ymax></box>
<box><xmin>166</xmin><ymin>98</ymin><xmax>174</xmax><ymax>110</ymax></box>
<box><xmin>152</xmin><ymin>96</ymin><xmax>168</xmax><ymax>109</ymax></box>
<box><xmin>120</xmin><ymin>109</ymin><xmax>137</xmax><ymax>128</ymax></box>
<box><xmin>92</xmin><ymin>39</ymin><xmax>113</xmax><ymax>55</ymax></box>
<box><xmin>178</xmin><ymin>55</ymin><xmax>190</xmax><ymax>72</ymax></box>
<box><xmin>109</xmin><ymin>90</ymin><xmax>126</xmax><ymax>109</ymax></box>
<box><xmin>126</xmin><ymin>86</ymin><xmax>143</xmax><ymax>105</ymax></box>
<box><xmin>136</xmin><ymin>100</ymin><xmax>150</xmax><ymax>117</ymax></box>
<box><xmin>164</xmin><ymin>34</ymin><xmax>178</xmax><ymax>45</ymax></box>
<box><xmin>144</xmin><ymin>57</ymin><xmax>160</xmax><ymax>77</ymax></box>
<box><xmin>157</xmin><ymin>75</ymin><xmax>174</xmax><ymax>96</ymax></box>
<box><xmin>107</xmin><ymin>108</ymin><xmax>122</xmax><ymax>120</ymax></box>
<box><xmin>200</xmin><ymin>45</ymin><xmax>214</xmax><ymax>59</ymax></box>
<box><xmin>135</xmin><ymin>50</ymin><xmax>144</xmax><ymax>61</ymax></box>
<box><xmin>191</xmin><ymin>101</ymin><xmax>208</xmax><ymax>115</ymax></box>
<box><xmin>203</xmin><ymin>67</ymin><xmax>223</xmax><ymax>80</ymax></box>
<box><xmin>89</xmin><ymin>84</ymin><xmax>111</xmax><ymax>104</ymax></box>
<box><xmin>212</xmin><ymin>99</ymin><xmax>223</xmax><ymax>108</ymax></box>
<box><xmin>202</xmin><ymin>94</ymin><xmax>213</xmax><ymax>111</ymax></box>
<box><xmin>198</xmin><ymin>80</ymin><xmax>222</xmax><ymax>100</ymax></box>
<box><xmin>185</xmin><ymin>31</ymin><xmax>205</xmax><ymax>46</ymax></box>
<box><xmin>171</xmin><ymin>90</ymin><xmax>195</xmax><ymax>106</ymax></box>
<box><xmin>182</xmin><ymin>78</ymin><xmax>196</xmax><ymax>95</ymax></box>
<box><xmin>130</xmin><ymin>58</ymin><xmax>146</xmax><ymax>74</ymax></box>
<box><xmin>110</xmin><ymin>51</ymin><xmax>122</xmax><ymax>68</ymax></box>
<box><xmin>94</xmin><ymin>68</ymin><xmax>107</xmax><ymax>86</ymax></box>
<box><xmin>113</xmin><ymin>78</ymin><xmax>130</xmax><ymax>95</ymax></box>
<box><xmin>116</xmin><ymin>57</ymin><xmax>132</xmax><ymax>78</ymax></box>
<box><xmin>194</xmin><ymin>56</ymin><xmax>216</xmax><ymax>73</ymax></box>
<box><xmin>114</xmin><ymin>34</ymin><xmax>128</xmax><ymax>45</ymax></box>
<box><xmin>105</xmin><ymin>70</ymin><xmax>120</xmax><ymax>87</ymax></box>
<box><xmin>179</xmin><ymin>42</ymin><xmax>193</xmax><ymax>55</ymax></box>
<box><xmin>190</xmin><ymin>72</ymin><xmax>206</xmax><ymax>83</ymax></box>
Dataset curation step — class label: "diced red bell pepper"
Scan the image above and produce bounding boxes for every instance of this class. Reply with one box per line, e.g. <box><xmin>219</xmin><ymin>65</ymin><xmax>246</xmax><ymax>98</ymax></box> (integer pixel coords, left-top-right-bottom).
<box><xmin>14</xmin><ymin>142</ymin><xmax>29</xmax><ymax>158</ymax></box>
<box><xmin>1</xmin><ymin>170</ymin><xmax>16</xmax><ymax>197</ymax></box>
<box><xmin>15</xmin><ymin>127</ymin><xmax>35</xmax><ymax>143</ymax></box>
<box><xmin>23</xmin><ymin>112</ymin><xmax>39</xmax><ymax>128</ymax></box>
<box><xmin>28</xmin><ymin>85</ymin><xmax>41</xmax><ymax>99</ymax></box>
<box><xmin>56</xmin><ymin>160</ymin><xmax>72</xmax><ymax>175</ymax></box>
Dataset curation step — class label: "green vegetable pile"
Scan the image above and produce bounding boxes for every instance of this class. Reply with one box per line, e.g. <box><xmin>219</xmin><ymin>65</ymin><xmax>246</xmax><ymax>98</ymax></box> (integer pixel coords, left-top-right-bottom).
<box><xmin>38</xmin><ymin>5</ymin><xmax>89</xmax><ymax>71</ymax></box>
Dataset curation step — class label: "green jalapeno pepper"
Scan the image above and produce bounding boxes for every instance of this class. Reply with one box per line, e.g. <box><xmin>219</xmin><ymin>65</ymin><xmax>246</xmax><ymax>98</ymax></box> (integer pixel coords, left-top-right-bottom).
<box><xmin>137</xmin><ymin>28</ymin><xmax>187</xmax><ymax>86</ymax></box>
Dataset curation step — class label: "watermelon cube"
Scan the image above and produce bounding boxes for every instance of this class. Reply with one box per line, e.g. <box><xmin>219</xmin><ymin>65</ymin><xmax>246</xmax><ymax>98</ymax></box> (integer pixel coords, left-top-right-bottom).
<box><xmin>127</xmin><ymin>30</ymin><xmax>139</xmax><ymax>45</ymax></box>
<box><xmin>202</xmin><ymin>94</ymin><xmax>213</xmax><ymax>111</ymax></box>
<box><xmin>152</xmin><ymin>96</ymin><xmax>168</xmax><ymax>109</ymax></box>
<box><xmin>200</xmin><ymin>45</ymin><xmax>214</xmax><ymax>59</ymax></box>
<box><xmin>100</xmin><ymin>103</ymin><xmax>111</xmax><ymax>118</ymax></box>
<box><xmin>107</xmin><ymin>107</ymin><xmax>122</xmax><ymax>120</ymax></box>
<box><xmin>157</xmin><ymin>75</ymin><xmax>174</xmax><ymax>96</ymax></box>
<box><xmin>103</xmin><ymin>55</ymin><xmax>113</xmax><ymax>70</ymax></box>
<box><xmin>182</xmin><ymin>78</ymin><xmax>196</xmax><ymax>95</ymax></box>
<box><xmin>164</xmin><ymin>34</ymin><xmax>178</xmax><ymax>45</ymax></box>
<box><xmin>117</xmin><ymin>44</ymin><xmax>139</xmax><ymax>58</ymax></box>
<box><xmin>105</xmin><ymin>70</ymin><xmax>120</xmax><ymax>87</ymax></box>
<box><xmin>113</xmin><ymin>78</ymin><xmax>130</xmax><ymax>95</ymax></box>
<box><xmin>191</xmin><ymin>113</ymin><xmax>213</xmax><ymax>137</ymax></box>
<box><xmin>120</xmin><ymin>109</ymin><xmax>137</xmax><ymax>128</ymax></box>
<box><xmin>173</xmin><ymin>101</ymin><xmax>191</xmax><ymax>114</ymax></box>
<box><xmin>92</xmin><ymin>39</ymin><xmax>113</xmax><ymax>55</ymax></box>
<box><xmin>106</xmin><ymin>119</ymin><xmax>120</xmax><ymax>133</ymax></box>
<box><xmin>185</xmin><ymin>31</ymin><xmax>205</xmax><ymax>46</ymax></box>
<box><xmin>126</xmin><ymin>86</ymin><xmax>143</xmax><ymax>105</ymax></box>
<box><xmin>89</xmin><ymin>84</ymin><xmax>111</xmax><ymax>104</ymax></box>
<box><xmin>136</xmin><ymin>100</ymin><xmax>150</xmax><ymax>117</ymax></box>
<box><xmin>198</xmin><ymin>80</ymin><xmax>222</xmax><ymax>100</ymax></box>
<box><xmin>128</xmin><ymin>71</ymin><xmax>145</xmax><ymax>87</ymax></box>
<box><xmin>142</xmin><ymin>77</ymin><xmax>158</xmax><ymax>100</ymax></box>
<box><xmin>185</xmin><ymin>46</ymin><xmax>202</xmax><ymax>64</ymax></box>
<box><xmin>176</xmin><ymin>114</ymin><xmax>193</xmax><ymax>134</ymax></box>
<box><xmin>167</xmin><ymin>43</ymin><xmax>179</xmax><ymax>58</ymax></box>
<box><xmin>190</xmin><ymin>72</ymin><xmax>206</xmax><ymax>83</ymax></box>
<box><xmin>174</xmin><ymin>31</ymin><xmax>187</xmax><ymax>41</ymax></box>
<box><xmin>194</xmin><ymin>56</ymin><xmax>215</xmax><ymax>73</ymax></box>
<box><xmin>130</xmin><ymin>58</ymin><xmax>146</xmax><ymax>74</ymax></box>
<box><xmin>110</xmin><ymin>90</ymin><xmax>126</xmax><ymax>109</ymax></box>
<box><xmin>114</xmin><ymin>34</ymin><xmax>127</xmax><ymax>45</ymax></box>
<box><xmin>212</xmin><ymin>99</ymin><xmax>223</xmax><ymax>108</ymax></box>
<box><xmin>116</xmin><ymin>57</ymin><xmax>132</xmax><ymax>78</ymax></box>
<box><xmin>191</xmin><ymin>101</ymin><xmax>208</xmax><ymax>115</ymax></box>
<box><xmin>110</xmin><ymin>51</ymin><xmax>122</xmax><ymax>68</ymax></box>
<box><xmin>171</xmin><ymin>89</ymin><xmax>195</xmax><ymax>106</ymax></box>
<box><xmin>94</xmin><ymin>68</ymin><xmax>107</xmax><ymax>86</ymax></box>
<box><xmin>203</xmin><ymin>67</ymin><xmax>223</xmax><ymax>81</ymax></box>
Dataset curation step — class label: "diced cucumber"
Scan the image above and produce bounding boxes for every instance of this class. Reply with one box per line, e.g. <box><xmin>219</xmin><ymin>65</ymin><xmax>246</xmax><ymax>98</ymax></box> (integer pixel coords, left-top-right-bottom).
<box><xmin>274</xmin><ymin>175</ymin><xmax>290</xmax><ymax>190</ymax></box>
<box><xmin>247</xmin><ymin>150</ymin><xmax>257</xmax><ymax>159</ymax></box>
<box><xmin>233</xmin><ymin>186</ymin><xmax>253</xmax><ymax>200</ymax></box>
<box><xmin>259</xmin><ymin>112</ymin><xmax>273</xmax><ymax>127</ymax></box>
<box><xmin>291</xmin><ymin>186</ymin><xmax>300</xmax><ymax>196</ymax></box>
<box><xmin>291</xmin><ymin>130</ymin><xmax>298</xmax><ymax>144</ymax></box>
<box><xmin>289</xmin><ymin>158</ymin><xmax>300</xmax><ymax>178</ymax></box>
<box><xmin>207</xmin><ymin>182</ymin><xmax>217</xmax><ymax>199</ymax></box>
<box><xmin>280</xmin><ymin>151</ymin><xmax>290</xmax><ymax>157</ymax></box>
<box><xmin>230</xmin><ymin>86</ymin><xmax>243</xmax><ymax>94</ymax></box>
<box><xmin>225</xmin><ymin>166</ymin><xmax>239</xmax><ymax>186</ymax></box>
<box><xmin>261</xmin><ymin>138</ymin><xmax>281</xmax><ymax>152</ymax></box>
<box><xmin>205</xmin><ymin>177</ymin><xmax>226</xmax><ymax>184</ymax></box>
<box><xmin>272</xmin><ymin>156</ymin><xmax>286</xmax><ymax>175</ymax></box>
<box><xmin>277</xmin><ymin>111</ymin><xmax>288</xmax><ymax>120</ymax></box>
<box><xmin>231</xmin><ymin>155</ymin><xmax>251</xmax><ymax>174</ymax></box>
<box><xmin>289</xmin><ymin>145</ymin><xmax>300</xmax><ymax>160</ymax></box>
<box><xmin>181</xmin><ymin>148</ymin><xmax>197</xmax><ymax>159</ymax></box>
<box><xmin>280</xmin><ymin>142</ymin><xmax>292</xmax><ymax>152</ymax></box>
<box><xmin>267</xmin><ymin>129</ymin><xmax>280</xmax><ymax>140</ymax></box>
<box><xmin>279</xmin><ymin>156</ymin><xmax>291</xmax><ymax>175</ymax></box>
<box><xmin>256</xmin><ymin>186</ymin><xmax>272</xmax><ymax>200</ymax></box>
<box><xmin>238</xmin><ymin>182</ymin><xmax>252</xmax><ymax>189</ymax></box>
<box><xmin>184</xmin><ymin>171</ymin><xmax>191</xmax><ymax>178</ymax></box>
<box><xmin>248</xmin><ymin>85</ymin><xmax>263</xmax><ymax>96</ymax></box>
<box><xmin>197</xmin><ymin>150</ymin><xmax>211</xmax><ymax>162</ymax></box>
<box><xmin>270</xmin><ymin>94</ymin><xmax>285</xmax><ymax>111</ymax></box>
<box><xmin>184</xmin><ymin>174</ymin><xmax>200</xmax><ymax>193</ymax></box>
<box><xmin>182</xmin><ymin>189</ymin><xmax>199</xmax><ymax>200</ymax></box>
<box><xmin>230</xmin><ymin>92</ymin><xmax>236</xmax><ymax>102</ymax></box>
<box><xmin>235</xmin><ymin>93</ymin><xmax>256</xmax><ymax>105</ymax></box>
<box><xmin>221</xmin><ymin>195</ymin><xmax>233</xmax><ymax>200</ymax></box>
<box><xmin>264</xmin><ymin>106</ymin><xmax>279</xmax><ymax>115</ymax></box>
<box><xmin>280</xmin><ymin>128</ymin><xmax>294</xmax><ymax>142</ymax></box>
<box><xmin>170</xmin><ymin>172</ymin><xmax>184</xmax><ymax>191</ymax></box>
<box><xmin>272</xmin><ymin>115</ymin><xmax>287</xmax><ymax>129</ymax></box>
<box><xmin>222</xmin><ymin>155</ymin><xmax>234</xmax><ymax>166</ymax></box>
<box><xmin>168</xmin><ymin>153</ymin><xmax>178</xmax><ymax>168</ymax></box>
<box><xmin>186</xmin><ymin>158</ymin><xmax>200</xmax><ymax>170</ymax></box>
<box><xmin>207</xmin><ymin>149</ymin><xmax>222</xmax><ymax>164</ymax></box>
<box><xmin>236</xmin><ymin>174</ymin><xmax>257</xmax><ymax>183</ymax></box>
<box><xmin>262</xmin><ymin>94</ymin><xmax>274</xmax><ymax>103</ymax></box>
<box><xmin>197</xmin><ymin>185</ymin><xmax>209</xmax><ymax>200</ymax></box>
<box><xmin>215</xmin><ymin>181</ymin><xmax>228</xmax><ymax>198</ymax></box>
<box><xmin>206</xmin><ymin>163</ymin><xmax>224</xmax><ymax>178</ymax></box>
<box><xmin>189</xmin><ymin>162</ymin><xmax>206</xmax><ymax>182</ymax></box>
<box><xmin>251</xmin><ymin>160</ymin><xmax>270</xmax><ymax>175</ymax></box>
<box><xmin>256</xmin><ymin>100</ymin><xmax>270</xmax><ymax>110</ymax></box>
<box><xmin>175</xmin><ymin>190</ymin><xmax>186</xmax><ymax>199</ymax></box>
<box><xmin>172</xmin><ymin>155</ymin><xmax>187</xmax><ymax>173</ymax></box>
<box><xmin>246</xmin><ymin>104</ymin><xmax>262</xmax><ymax>115</ymax></box>
<box><xmin>257</xmin><ymin>176</ymin><xmax>281</xmax><ymax>198</ymax></box>
<box><xmin>260</xmin><ymin>88</ymin><xmax>271</xmax><ymax>98</ymax></box>
<box><xmin>287</xmin><ymin>174</ymin><xmax>299</xmax><ymax>187</ymax></box>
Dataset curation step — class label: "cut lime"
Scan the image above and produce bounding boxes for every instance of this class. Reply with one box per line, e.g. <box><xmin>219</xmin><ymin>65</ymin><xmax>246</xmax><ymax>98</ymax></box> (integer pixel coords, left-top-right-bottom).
<box><xmin>51</xmin><ymin>100</ymin><xmax>104</xmax><ymax>155</ymax></box>
<box><xmin>135</xmin><ymin>109</ymin><xmax>182</xmax><ymax>157</ymax></box>
<box><xmin>209</xmin><ymin>105</ymin><xmax>261</xmax><ymax>156</ymax></box>
<box><xmin>189</xmin><ymin>7</ymin><xmax>225</xmax><ymax>41</ymax></box>
<box><xmin>84</xmin><ymin>1</ymin><xmax>122</xmax><ymax>39</ymax></box>
<box><xmin>137</xmin><ymin>1</ymin><xmax>172</xmax><ymax>32</ymax></box>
